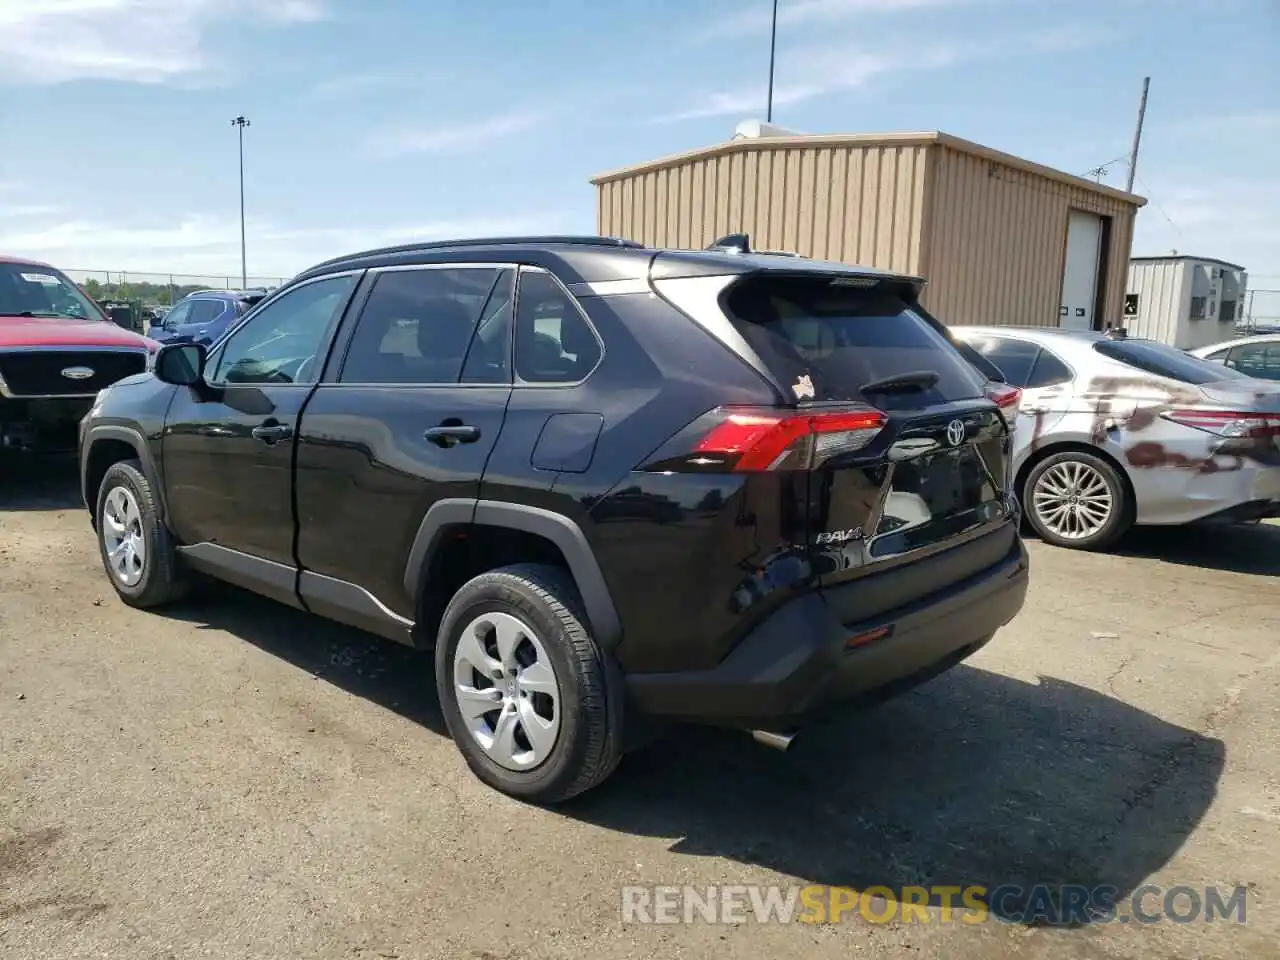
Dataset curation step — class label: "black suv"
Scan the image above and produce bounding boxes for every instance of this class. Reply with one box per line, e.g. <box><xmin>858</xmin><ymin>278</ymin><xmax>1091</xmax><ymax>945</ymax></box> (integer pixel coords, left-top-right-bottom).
<box><xmin>79</xmin><ymin>235</ymin><xmax>1029</xmax><ymax>802</ymax></box>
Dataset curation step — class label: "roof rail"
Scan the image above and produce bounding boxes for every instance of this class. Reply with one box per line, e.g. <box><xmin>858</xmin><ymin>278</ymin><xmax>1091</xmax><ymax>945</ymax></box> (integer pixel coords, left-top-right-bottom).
<box><xmin>309</xmin><ymin>235</ymin><xmax>647</xmax><ymax>271</ymax></box>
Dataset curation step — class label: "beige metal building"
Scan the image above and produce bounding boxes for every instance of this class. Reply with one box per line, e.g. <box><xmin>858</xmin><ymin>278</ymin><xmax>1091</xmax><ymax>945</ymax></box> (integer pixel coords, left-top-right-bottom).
<box><xmin>591</xmin><ymin>131</ymin><xmax>1147</xmax><ymax>330</ymax></box>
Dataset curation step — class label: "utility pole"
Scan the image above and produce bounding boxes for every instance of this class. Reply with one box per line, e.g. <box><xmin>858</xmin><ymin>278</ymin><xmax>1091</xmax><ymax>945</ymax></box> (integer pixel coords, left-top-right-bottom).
<box><xmin>1125</xmin><ymin>77</ymin><xmax>1149</xmax><ymax>194</ymax></box>
<box><xmin>766</xmin><ymin>0</ymin><xmax>778</xmax><ymax>122</ymax></box>
<box><xmin>231</xmin><ymin>115</ymin><xmax>251</xmax><ymax>288</ymax></box>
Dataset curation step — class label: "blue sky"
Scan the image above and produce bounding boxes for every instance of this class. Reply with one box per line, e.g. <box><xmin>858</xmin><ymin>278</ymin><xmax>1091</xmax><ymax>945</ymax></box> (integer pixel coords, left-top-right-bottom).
<box><xmin>0</xmin><ymin>0</ymin><xmax>1277</xmax><ymax>296</ymax></box>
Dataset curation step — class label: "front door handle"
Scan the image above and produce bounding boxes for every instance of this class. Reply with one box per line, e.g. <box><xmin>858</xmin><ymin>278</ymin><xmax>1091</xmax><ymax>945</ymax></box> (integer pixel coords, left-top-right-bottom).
<box><xmin>251</xmin><ymin>421</ymin><xmax>293</xmax><ymax>445</ymax></box>
<box><xmin>424</xmin><ymin>423</ymin><xmax>481</xmax><ymax>447</ymax></box>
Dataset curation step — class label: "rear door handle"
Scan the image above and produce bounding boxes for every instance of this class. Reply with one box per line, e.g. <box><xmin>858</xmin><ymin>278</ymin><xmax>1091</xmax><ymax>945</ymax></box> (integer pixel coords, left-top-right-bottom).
<box><xmin>424</xmin><ymin>424</ymin><xmax>481</xmax><ymax>447</ymax></box>
<box><xmin>251</xmin><ymin>421</ymin><xmax>293</xmax><ymax>444</ymax></box>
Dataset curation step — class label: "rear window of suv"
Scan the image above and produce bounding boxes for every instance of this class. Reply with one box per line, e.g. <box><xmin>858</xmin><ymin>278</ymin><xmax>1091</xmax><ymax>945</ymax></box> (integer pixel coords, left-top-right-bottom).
<box><xmin>722</xmin><ymin>274</ymin><xmax>985</xmax><ymax>403</ymax></box>
<box><xmin>1094</xmin><ymin>339</ymin><xmax>1249</xmax><ymax>385</ymax></box>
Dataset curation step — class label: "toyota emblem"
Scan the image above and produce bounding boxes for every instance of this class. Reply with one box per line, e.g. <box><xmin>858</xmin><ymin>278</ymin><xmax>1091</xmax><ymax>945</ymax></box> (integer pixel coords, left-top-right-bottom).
<box><xmin>60</xmin><ymin>366</ymin><xmax>95</xmax><ymax>380</ymax></box>
<box><xmin>945</xmin><ymin>419</ymin><xmax>966</xmax><ymax>446</ymax></box>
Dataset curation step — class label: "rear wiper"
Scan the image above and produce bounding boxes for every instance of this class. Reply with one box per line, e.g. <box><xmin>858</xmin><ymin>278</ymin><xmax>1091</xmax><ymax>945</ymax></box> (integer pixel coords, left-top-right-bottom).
<box><xmin>860</xmin><ymin>370</ymin><xmax>940</xmax><ymax>394</ymax></box>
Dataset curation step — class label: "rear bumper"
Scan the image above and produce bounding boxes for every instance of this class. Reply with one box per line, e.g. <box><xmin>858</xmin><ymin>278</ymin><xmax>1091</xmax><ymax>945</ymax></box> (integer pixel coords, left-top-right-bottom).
<box><xmin>626</xmin><ymin>536</ymin><xmax>1030</xmax><ymax>728</ymax></box>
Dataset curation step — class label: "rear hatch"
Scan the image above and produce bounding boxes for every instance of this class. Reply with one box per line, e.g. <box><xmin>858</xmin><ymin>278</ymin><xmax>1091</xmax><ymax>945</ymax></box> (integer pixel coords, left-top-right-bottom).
<box><xmin>690</xmin><ymin>271</ymin><xmax>1021</xmax><ymax>621</ymax></box>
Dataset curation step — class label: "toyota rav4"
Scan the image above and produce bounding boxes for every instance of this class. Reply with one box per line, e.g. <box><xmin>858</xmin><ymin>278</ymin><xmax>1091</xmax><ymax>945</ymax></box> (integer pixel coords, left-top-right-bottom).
<box><xmin>79</xmin><ymin>235</ymin><xmax>1029</xmax><ymax>802</ymax></box>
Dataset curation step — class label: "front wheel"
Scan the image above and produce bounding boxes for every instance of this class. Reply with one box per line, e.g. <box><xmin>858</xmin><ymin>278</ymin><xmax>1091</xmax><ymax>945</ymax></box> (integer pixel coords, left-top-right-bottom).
<box><xmin>1022</xmin><ymin>451</ymin><xmax>1132</xmax><ymax>551</ymax></box>
<box><xmin>435</xmin><ymin>563</ymin><xmax>622</xmax><ymax>804</ymax></box>
<box><xmin>95</xmin><ymin>460</ymin><xmax>191</xmax><ymax>608</ymax></box>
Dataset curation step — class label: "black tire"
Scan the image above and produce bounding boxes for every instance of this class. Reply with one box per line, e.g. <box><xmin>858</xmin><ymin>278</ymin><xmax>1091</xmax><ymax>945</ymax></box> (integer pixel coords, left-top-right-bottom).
<box><xmin>95</xmin><ymin>459</ymin><xmax>191</xmax><ymax>608</ymax></box>
<box><xmin>435</xmin><ymin>563</ymin><xmax>622</xmax><ymax>804</ymax></box>
<box><xmin>1022</xmin><ymin>450</ymin><xmax>1132</xmax><ymax>551</ymax></box>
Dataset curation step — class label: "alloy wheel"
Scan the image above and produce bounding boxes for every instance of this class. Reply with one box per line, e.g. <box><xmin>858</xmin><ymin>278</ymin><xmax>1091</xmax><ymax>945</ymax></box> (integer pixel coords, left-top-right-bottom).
<box><xmin>1031</xmin><ymin>460</ymin><xmax>1114</xmax><ymax>541</ymax></box>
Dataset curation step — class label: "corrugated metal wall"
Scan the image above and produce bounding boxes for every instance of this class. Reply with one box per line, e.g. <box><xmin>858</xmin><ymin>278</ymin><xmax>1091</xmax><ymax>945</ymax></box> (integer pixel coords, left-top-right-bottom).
<box><xmin>595</xmin><ymin>141</ymin><xmax>931</xmax><ymax>275</ymax></box>
<box><xmin>921</xmin><ymin>145</ymin><xmax>1136</xmax><ymax>328</ymax></box>
<box><xmin>1125</xmin><ymin>260</ymin><xmax>1187</xmax><ymax>345</ymax></box>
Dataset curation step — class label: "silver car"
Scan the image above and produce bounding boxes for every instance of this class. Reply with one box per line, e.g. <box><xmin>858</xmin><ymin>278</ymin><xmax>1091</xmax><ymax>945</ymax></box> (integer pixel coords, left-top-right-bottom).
<box><xmin>950</xmin><ymin>326</ymin><xmax>1280</xmax><ymax>550</ymax></box>
<box><xmin>1188</xmin><ymin>333</ymin><xmax>1280</xmax><ymax>382</ymax></box>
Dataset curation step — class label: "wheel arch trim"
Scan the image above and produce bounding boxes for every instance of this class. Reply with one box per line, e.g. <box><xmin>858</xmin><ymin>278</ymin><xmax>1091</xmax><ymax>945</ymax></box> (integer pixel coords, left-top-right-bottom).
<box><xmin>82</xmin><ymin>424</ymin><xmax>168</xmax><ymax>526</ymax></box>
<box><xmin>404</xmin><ymin>498</ymin><xmax>623</xmax><ymax>648</ymax></box>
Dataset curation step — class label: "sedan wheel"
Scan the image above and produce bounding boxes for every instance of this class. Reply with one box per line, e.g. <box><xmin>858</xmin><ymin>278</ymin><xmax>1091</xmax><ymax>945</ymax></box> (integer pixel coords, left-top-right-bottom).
<box><xmin>1023</xmin><ymin>451</ymin><xmax>1132</xmax><ymax>551</ymax></box>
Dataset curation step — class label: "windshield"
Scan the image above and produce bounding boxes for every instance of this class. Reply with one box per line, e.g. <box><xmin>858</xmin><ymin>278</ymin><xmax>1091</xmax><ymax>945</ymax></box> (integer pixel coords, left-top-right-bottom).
<box><xmin>0</xmin><ymin>262</ymin><xmax>105</xmax><ymax>320</ymax></box>
<box><xmin>1094</xmin><ymin>338</ymin><xmax>1250</xmax><ymax>385</ymax></box>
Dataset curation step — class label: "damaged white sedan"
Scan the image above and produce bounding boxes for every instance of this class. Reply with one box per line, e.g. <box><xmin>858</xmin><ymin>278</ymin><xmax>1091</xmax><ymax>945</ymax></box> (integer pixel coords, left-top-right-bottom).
<box><xmin>950</xmin><ymin>326</ymin><xmax>1280</xmax><ymax>551</ymax></box>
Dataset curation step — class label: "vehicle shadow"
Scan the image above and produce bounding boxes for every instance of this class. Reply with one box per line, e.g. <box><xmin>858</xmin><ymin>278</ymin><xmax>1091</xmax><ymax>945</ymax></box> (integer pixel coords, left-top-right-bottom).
<box><xmin>156</xmin><ymin>585</ymin><xmax>1223</xmax><ymax>928</ymax></box>
<box><xmin>568</xmin><ymin>667</ymin><xmax>1225</xmax><ymax>927</ymax></box>
<box><xmin>0</xmin><ymin>454</ymin><xmax>83</xmax><ymax>511</ymax></box>
<box><xmin>1111</xmin><ymin>521</ymin><xmax>1280</xmax><ymax>576</ymax></box>
<box><xmin>159</xmin><ymin>584</ymin><xmax>448</xmax><ymax>736</ymax></box>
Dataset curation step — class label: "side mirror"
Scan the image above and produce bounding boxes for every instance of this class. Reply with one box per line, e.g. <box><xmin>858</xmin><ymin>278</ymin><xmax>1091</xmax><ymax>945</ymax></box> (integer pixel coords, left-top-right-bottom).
<box><xmin>154</xmin><ymin>342</ymin><xmax>206</xmax><ymax>386</ymax></box>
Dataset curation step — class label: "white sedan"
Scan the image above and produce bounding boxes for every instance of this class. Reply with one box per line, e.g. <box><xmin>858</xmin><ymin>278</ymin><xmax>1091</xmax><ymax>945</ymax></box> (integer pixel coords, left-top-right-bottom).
<box><xmin>1188</xmin><ymin>334</ymin><xmax>1280</xmax><ymax>381</ymax></box>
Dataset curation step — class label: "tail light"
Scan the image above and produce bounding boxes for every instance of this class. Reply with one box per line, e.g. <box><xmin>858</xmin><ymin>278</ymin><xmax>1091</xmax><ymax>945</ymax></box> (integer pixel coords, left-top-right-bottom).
<box><xmin>677</xmin><ymin>406</ymin><xmax>887</xmax><ymax>472</ymax></box>
<box><xmin>985</xmin><ymin>383</ymin><xmax>1022</xmax><ymax>431</ymax></box>
<box><xmin>1162</xmin><ymin>409</ymin><xmax>1280</xmax><ymax>439</ymax></box>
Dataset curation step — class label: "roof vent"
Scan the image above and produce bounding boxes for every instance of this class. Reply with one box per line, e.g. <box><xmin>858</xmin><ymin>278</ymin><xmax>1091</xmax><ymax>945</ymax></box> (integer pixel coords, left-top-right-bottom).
<box><xmin>733</xmin><ymin>119</ymin><xmax>803</xmax><ymax>140</ymax></box>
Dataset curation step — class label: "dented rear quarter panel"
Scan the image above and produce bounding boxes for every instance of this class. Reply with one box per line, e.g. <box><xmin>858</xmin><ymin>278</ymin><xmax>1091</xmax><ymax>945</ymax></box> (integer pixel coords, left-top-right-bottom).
<box><xmin>956</xmin><ymin>327</ymin><xmax>1280</xmax><ymax>525</ymax></box>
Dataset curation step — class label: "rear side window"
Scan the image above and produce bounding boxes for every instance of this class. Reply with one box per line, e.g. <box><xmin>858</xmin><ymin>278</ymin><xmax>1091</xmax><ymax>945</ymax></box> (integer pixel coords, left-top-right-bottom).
<box><xmin>968</xmin><ymin>336</ymin><xmax>1039</xmax><ymax>387</ymax></box>
<box><xmin>1094</xmin><ymin>339</ymin><xmax>1249</xmax><ymax>385</ymax></box>
<box><xmin>514</xmin><ymin>270</ymin><xmax>602</xmax><ymax>383</ymax></box>
<box><xmin>340</xmin><ymin>267</ymin><xmax>507</xmax><ymax>384</ymax></box>
<box><xmin>722</xmin><ymin>275</ymin><xmax>985</xmax><ymax>403</ymax></box>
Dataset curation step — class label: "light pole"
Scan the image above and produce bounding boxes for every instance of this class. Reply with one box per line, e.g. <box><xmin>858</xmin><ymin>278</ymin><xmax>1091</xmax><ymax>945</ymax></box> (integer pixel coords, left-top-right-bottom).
<box><xmin>230</xmin><ymin>115</ymin><xmax>251</xmax><ymax>288</ymax></box>
<box><xmin>766</xmin><ymin>0</ymin><xmax>779</xmax><ymax>122</ymax></box>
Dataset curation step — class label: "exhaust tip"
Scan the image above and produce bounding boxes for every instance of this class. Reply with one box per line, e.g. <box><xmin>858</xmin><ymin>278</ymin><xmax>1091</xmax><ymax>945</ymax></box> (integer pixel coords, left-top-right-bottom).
<box><xmin>751</xmin><ymin>729</ymin><xmax>797</xmax><ymax>751</ymax></box>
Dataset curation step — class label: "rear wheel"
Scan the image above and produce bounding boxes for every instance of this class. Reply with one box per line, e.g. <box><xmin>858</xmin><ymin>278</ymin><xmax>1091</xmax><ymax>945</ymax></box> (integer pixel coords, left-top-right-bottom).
<box><xmin>1023</xmin><ymin>451</ymin><xmax>1131</xmax><ymax>551</ymax></box>
<box><xmin>435</xmin><ymin>563</ymin><xmax>622</xmax><ymax>804</ymax></box>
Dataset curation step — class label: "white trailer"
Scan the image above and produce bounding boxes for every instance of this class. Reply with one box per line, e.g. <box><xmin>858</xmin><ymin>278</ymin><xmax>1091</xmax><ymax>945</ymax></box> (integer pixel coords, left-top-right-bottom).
<box><xmin>1124</xmin><ymin>254</ymin><xmax>1248</xmax><ymax>349</ymax></box>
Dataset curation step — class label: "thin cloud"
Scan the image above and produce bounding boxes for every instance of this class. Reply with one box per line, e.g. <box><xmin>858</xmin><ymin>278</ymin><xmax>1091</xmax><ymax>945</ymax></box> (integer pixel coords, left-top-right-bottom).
<box><xmin>0</xmin><ymin>212</ymin><xmax>564</xmax><ymax>277</ymax></box>
<box><xmin>652</xmin><ymin>25</ymin><xmax>1109</xmax><ymax>123</ymax></box>
<box><xmin>367</xmin><ymin>110</ymin><xmax>549</xmax><ymax>158</ymax></box>
<box><xmin>308</xmin><ymin>71</ymin><xmax>425</xmax><ymax>100</ymax></box>
<box><xmin>0</xmin><ymin>0</ymin><xmax>330</xmax><ymax>85</ymax></box>
<box><xmin>698</xmin><ymin>0</ymin><xmax>977</xmax><ymax>39</ymax></box>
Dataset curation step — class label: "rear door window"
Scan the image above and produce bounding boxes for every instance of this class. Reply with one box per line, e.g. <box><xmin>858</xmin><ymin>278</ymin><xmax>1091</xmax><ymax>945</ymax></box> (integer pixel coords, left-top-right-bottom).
<box><xmin>1227</xmin><ymin>342</ymin><xmax>1280</xmax><ymax>380</ymax></box>
<box><xmin>966</xmin><ymin>336</ymin><xmax>1040</xmax><ymax>387</ymax></box>
<box><xmin>187</xmin><ymin>299</ymin><xmax>225</xmax><ymax>325</ymax></box>
<box><xmin>1094</xmin><ymin>339</ymin><xmax>1250</xmax><ymax>384</ymax></box>
<box><xmin>722</xmin><ymin>275</ymin><xmax>986</xmax><ymax>404</ymax></box>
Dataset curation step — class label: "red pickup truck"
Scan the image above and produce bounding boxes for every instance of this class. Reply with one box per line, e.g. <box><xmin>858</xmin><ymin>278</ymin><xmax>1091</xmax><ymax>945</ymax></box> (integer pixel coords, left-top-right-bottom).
<box><xmin>1</xmin><ymin>255</ymin><xmax>158</xmax><ymax>453</ymax></box>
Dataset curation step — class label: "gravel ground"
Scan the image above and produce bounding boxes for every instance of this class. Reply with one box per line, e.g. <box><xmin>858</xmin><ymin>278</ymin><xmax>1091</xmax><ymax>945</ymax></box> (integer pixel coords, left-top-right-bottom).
<box><xmin>2</xmin><ymin>458</ymin><xmax>1279</xmax><ymax>960</ymax></box>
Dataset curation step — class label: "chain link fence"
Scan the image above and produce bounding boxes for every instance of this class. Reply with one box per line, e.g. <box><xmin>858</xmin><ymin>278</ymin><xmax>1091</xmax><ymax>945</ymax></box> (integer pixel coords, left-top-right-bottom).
<box><xmin>62</xmin><ymin>269</ymin><xmax>291</xmax><ymax>309</ymax></box>
<box><xmin>1241</xmin><ymin>289</ymin><xmax>1280</xmax><ymax>333</ymax></box>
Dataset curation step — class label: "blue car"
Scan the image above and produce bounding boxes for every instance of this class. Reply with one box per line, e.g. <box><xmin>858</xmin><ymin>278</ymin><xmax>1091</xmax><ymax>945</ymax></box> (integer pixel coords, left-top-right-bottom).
<box><xmin>146</xmin><ymin>289</ymin><xmax>267</xmax><ymax>345</ymax></box>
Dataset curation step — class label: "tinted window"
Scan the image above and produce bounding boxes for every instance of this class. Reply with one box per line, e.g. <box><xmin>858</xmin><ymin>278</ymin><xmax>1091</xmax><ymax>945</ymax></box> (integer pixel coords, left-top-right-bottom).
<box><xmin>514</xmin><ymin>270</ymin><xmax>601</xmax><ymax>383</ymax></box>
<box><xmin>340</xmin><ymin>267</ymin><xmax>503</xmax><ymax>384</ymax></box>
<box><xmin>949</xmin><ymin>336</ymin><xmax>1006</xmax><ymax>383</ymax></box>
<box><xmin>1227</xmin><ymin>342</ymin><xmax>1280</xmax><ymax>381</ymax></box>
<box><xmin>461</xmin><ymin>270</ymin><xmax>514</xmax><ymax>384</ymax></box>
<box><xmin>210</xmin><ymin>274</ymin><xmax>356</xmax><ymax>385</ymax></box>
<box><xmin>1026</xmin><ymin>347</ymin><xmax>1073</xmax><ymax>388</ymax></box>
<box><xmin>1202</xmin><ymin>347</ymin><xmax>1230</xmax><ymax>362</ymax></box>
<box><xmin>187</xmin><ymin>299</ymin><xmax>225</xmax><ymax>324</ymax></box>
<box><xmin>970</xmin><ymin>336</ymin><xmax>1039</xmax><ymax>387</ymax></box>
<box><xmin>723</xmin><ymin>276</ymin><xmax>985</xmax><ymax>403</ymax></box>
<box><xmin>1094</xmin><ymin>339</ymin><xmax>1250</xmax><ymax>385</ymax></box>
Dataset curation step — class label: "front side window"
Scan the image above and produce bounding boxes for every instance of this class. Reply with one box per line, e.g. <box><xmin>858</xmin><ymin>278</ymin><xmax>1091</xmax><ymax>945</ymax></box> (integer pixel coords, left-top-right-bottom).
<box><xmin>187</xmin><ymin>299</ymin><xmax>226</xmax><ymax>325</ymax></box>
<box><xmin>339</xmin><ymin>267</ymin><xmax>507</xmax><ymax>384</ymax></box>
<box><xmin>210</xmin><ymin>274</ymin><xmax>356</xmax><ymax>385</ymax></box>
<box><xmin>514</xmin><ymin>270</ymin><xmax>602</xmax><ymax>383</ymax></box>
<box><xmin>0</xmin><ymin>261</ymin><xmax>105</xmax><ymax>321</ymax></box>
<box><xmin>162</xmin><ymin>302</ymin><xmax>193</xmax><ymax>330</ymax></box>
